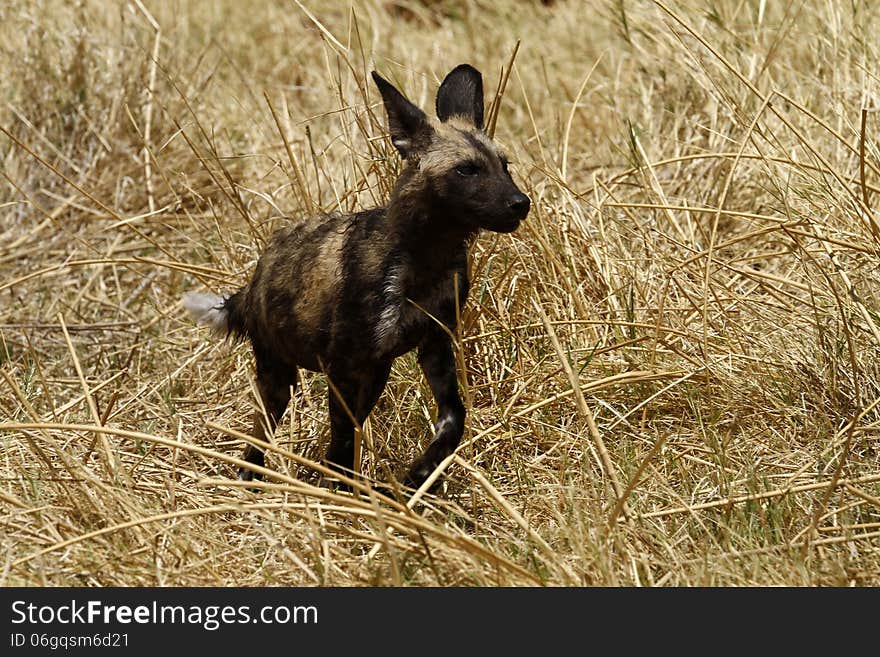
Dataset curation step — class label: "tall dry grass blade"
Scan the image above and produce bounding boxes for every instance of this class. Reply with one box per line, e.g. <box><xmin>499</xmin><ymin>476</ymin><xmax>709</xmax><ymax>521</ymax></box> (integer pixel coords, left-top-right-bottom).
<box><xmin>264</xmin><ymin>90</ymin><xmax>317</xmax><ymax>217</ymax></box>
<box><xmin>486</xmin><ymin>40</ymin><xmax>520</xmax><ymax>139</ymax></box>
<box><xmin>533</xmin><ymin>299</ymin><xmax>626</xmax><ymax>512</ymax></box>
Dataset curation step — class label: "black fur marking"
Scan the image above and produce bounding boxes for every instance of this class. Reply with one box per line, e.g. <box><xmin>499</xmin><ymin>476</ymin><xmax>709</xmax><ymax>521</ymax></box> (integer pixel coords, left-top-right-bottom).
<box><xmin>436</xmin><ymin>64</ymin><xmax>484</xmax><ymax>129</ymax></box>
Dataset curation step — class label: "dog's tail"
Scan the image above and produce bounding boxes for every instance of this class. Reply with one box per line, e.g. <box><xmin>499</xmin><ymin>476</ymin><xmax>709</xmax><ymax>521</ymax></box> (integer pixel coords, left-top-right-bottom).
<box><xmin>182</xmin><ymin>290</ymin><xmax>247</xmax><ymax>339</ymax></box>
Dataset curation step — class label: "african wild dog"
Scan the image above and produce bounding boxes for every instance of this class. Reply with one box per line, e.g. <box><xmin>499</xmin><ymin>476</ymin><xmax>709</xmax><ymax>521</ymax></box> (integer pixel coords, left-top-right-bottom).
<box><xmin>183</xmin><ymin>64</ymin><xmax>530</xmax><ymax>491</ymax></box>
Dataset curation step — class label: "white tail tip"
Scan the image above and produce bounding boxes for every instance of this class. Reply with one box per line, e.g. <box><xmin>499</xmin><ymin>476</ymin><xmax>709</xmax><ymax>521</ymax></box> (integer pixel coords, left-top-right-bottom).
<box><xmin>182</xmin><ymin>292</ymin><xmax>229</xmax><ymax>337</ymax></box>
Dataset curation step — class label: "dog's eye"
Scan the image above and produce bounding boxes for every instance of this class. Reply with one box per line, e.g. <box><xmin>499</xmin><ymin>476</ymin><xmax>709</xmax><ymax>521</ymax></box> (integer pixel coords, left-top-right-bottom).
<box><xmin>455</xmin><ymin>163</ymin><xmax>480</xmax><ymax>176</ymax></box>
<box><xmin>500</xmin><ymin>158</ymin><xmax>510</xmax><ymax>173</ymax></box>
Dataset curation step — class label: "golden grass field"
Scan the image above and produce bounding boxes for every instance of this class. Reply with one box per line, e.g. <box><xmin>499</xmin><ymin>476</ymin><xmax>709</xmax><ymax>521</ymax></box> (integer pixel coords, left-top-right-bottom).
<box><xmin>2</xmin><ymin>0</ymin><xmax>880</xmax><ymax>586</ymax></box>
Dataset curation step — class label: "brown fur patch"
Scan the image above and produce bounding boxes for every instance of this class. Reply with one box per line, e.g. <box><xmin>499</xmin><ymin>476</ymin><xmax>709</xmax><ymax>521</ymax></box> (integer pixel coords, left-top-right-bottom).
<box><xmin>295</xmin><ymin>224</ymin><xmax>344</xmax><ymax>329</ymax></box>
<box><xmin>417</xmin><ymin>118</ymin><xmax>502</xmax><ymax>179</ymax></box>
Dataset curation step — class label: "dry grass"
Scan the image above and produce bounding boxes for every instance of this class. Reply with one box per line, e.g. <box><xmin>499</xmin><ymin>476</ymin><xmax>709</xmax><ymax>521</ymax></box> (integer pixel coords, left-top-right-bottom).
<box><xmin>2</xmin><ymin>0</ymin><xmax>880</xmax><ymax>586</ymax></box>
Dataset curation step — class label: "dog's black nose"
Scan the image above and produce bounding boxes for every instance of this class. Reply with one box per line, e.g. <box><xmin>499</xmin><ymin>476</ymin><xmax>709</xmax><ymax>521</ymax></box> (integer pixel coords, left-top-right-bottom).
<box><xmin>508</xmin><ymin>193</ymin><xmax>530</xmax><ymax>217</ymax></box>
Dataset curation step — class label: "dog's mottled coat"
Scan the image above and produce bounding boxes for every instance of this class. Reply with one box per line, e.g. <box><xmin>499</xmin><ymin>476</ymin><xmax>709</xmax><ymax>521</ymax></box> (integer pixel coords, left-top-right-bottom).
<box><xmin>184</xmin><ymin>64</ymin><xmax>530</xmax><ymax>490</ymax></box>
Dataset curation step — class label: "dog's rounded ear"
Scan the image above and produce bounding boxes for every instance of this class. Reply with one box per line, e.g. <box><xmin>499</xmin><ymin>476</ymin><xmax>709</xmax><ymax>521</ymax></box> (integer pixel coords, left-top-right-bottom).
<box><xmin>372</xmin><ymin>71</ymin><xmax>432</xmax><ymax>158</ymax></box>
<box><xmin>436</xmin><ymin>64</ymin><xmax>484</xmax><ymax>130</ymax></box>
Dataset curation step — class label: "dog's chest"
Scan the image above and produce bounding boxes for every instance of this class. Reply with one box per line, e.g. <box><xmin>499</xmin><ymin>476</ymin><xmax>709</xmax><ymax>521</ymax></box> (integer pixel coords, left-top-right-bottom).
<box><xmin>374</xmin><ymin>267</ymin><xmax>462</xmax><ymax>354</ymax></box>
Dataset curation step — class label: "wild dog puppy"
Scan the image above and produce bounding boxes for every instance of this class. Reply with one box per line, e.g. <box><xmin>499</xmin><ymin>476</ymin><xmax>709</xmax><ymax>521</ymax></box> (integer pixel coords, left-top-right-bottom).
<box><xmin>184</xmin><ymin>64</ymin><xmax>530</xmax><ymax>491</ymax></box>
